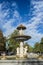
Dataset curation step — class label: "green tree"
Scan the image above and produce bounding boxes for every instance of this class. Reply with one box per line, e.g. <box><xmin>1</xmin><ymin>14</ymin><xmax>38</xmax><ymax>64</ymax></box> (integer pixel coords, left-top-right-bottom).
<box><xmin>40</xmin><ymin>38</ymin><xmax>43</xmax><ymax>53</ymax></box>
<box><xmin>7</xmin><ymin>30</ymin><xmax>19</xmax><ymax>54</ymax></box>
<box><xmin>0</xmin><ymin>30</ymin><xmax>6</xmax><ymax>51</ymax></box>
<box><xmin>33</xmin><ymin>42</ymin><xmax>40</xmax><ymax>52</ymax></box>
<box><xmin>29</xmin><ymin>46</ymin><xmax>33</xmax><ymax>52</ymax></box>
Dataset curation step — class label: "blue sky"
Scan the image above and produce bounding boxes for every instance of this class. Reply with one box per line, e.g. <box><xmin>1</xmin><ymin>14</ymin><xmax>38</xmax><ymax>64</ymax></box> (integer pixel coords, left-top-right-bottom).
<box><xmin>0</xmin><ymin>0</ymin><xmax>43</xmax><ymax>46</ymax></box>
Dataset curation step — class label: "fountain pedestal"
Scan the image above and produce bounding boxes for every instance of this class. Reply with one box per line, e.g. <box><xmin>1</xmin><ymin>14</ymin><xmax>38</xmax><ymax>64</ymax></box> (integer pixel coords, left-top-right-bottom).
<box><xmin>20</xmin><ymin>42</ymin><xmax>24</xmax><ymax>57</ymax></box>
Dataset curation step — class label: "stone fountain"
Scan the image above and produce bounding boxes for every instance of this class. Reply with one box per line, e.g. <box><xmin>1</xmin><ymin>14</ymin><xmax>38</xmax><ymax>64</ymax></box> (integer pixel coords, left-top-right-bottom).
<box><xmin>0</xmin><ymin>25</ymin><xmax>43</xmax><ymax>65</ymax></box>
<box><xmin>13</xmin><ymin>24</ymin><xmax>31</xmax><ymax>58</ymax></box>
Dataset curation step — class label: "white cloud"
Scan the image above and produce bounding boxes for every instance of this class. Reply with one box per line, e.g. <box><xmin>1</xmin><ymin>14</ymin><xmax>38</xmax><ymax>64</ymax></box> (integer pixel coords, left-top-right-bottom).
<box><xmin>0</xmin><ymin>2</ymin><xmax>10</xmax><ymax>25</ymax></box>
<box><xmin>3</xmin><ymin>10</ymin><xmax>22</xmax><ymax>37</ymax></box>
<box><xmin>3</xmin><ymin>19</ymin><xmax>15</xmax><ymax>37</ymax></box>
<box><xmin>24</xmin><ymin>0</ymin><xmax>43</xmax><ymax>46</ymax></box>
<box><xmin>0</xmin><ymin>1</ymin><xmax>43</xmax><ymax>46</ymax></box>
<box><xmin>13</xmin><ymin>10</ymin><xmax>22</xmax><ymax>21</ymax></box>
<box><xmin>0</xmin><ymin>2</ymin><xmax>22</xmax><ymax>37</ymax></box>
<box><xmin>12</xmin><ymin>2</ymin><xmax>18</xmax><ymax>9</ymax></box>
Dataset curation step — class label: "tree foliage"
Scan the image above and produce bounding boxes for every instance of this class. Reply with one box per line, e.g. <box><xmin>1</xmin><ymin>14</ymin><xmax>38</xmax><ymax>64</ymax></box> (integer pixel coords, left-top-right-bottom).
<box><xmin>7</xmin><ymin>30</ymin><xmax>19</xmax><ymax>53</ymax></box>
<box><xmin>40</xmin><ymin>38</ymin><xmax>43</xmax><ymax>52</ymax></box>
<box><xmin>33</xmin><ymin>38</ymin><xmax>43</xmax><ymax>53</ymax></box>
<box><xmin>33</xmin><ymin>42</ymin><xmax>40</xmax><ymax>52</ymax></box>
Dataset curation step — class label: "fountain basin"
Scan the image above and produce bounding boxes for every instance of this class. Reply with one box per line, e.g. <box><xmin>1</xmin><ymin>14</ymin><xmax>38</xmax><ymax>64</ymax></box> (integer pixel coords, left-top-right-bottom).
<box><xmin>12</xmin><ymin>35</ymin><xmax>31</xmax><ymax>41</ymax></box>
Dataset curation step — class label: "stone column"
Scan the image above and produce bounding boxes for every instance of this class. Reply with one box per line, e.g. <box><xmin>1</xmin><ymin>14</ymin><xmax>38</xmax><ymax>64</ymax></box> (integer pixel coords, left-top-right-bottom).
<box><xmin>20</xmin><ymin>42</ymin><xmax>24</xmax><ymax>57</ymax></box>
<box><xmin>19</xmin><ymin>29</ymin><xmax>24</xmax><ymax>35</ymax></box>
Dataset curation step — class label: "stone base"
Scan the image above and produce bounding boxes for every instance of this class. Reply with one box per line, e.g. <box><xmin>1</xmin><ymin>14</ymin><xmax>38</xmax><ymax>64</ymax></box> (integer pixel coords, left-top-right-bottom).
<box><xmin>0</xmin><ymin>59</ymin><xmax>43</xmax><ymax>65</ymax></box>
<box><xmin>16</xmin><ymin>54</ymin><xmax>28</xmax><ymax>59</ymax></box>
